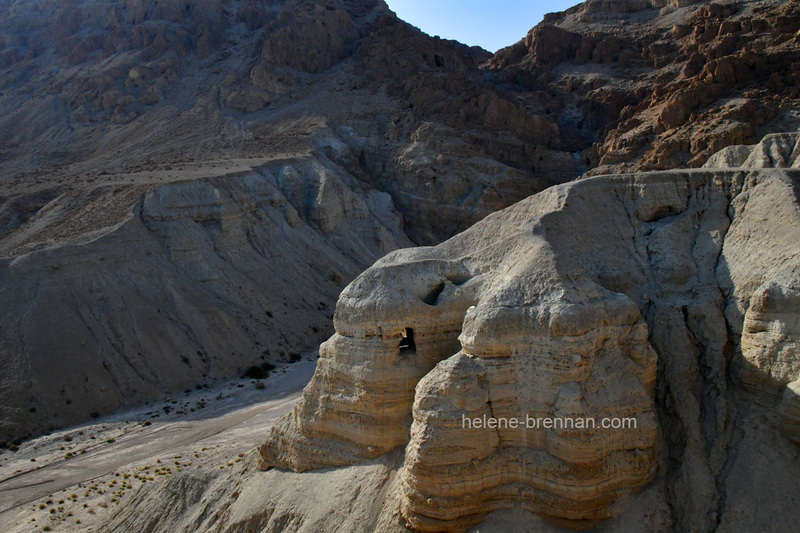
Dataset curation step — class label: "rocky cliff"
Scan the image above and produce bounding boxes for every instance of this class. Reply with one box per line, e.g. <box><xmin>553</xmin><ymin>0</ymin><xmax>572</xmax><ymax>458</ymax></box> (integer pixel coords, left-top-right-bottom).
<box><xmin>0</xmin><ymin>0</ymin><xmax>577</xmax><ymax>245</ymax></box>
<box><xmin>258</xmin><ymin>134</ymin><xmax>800</xmax><ymax>531</ymax></box>
<box><xmin>3</xmin><ymin>0</ymin><xmax>800</xmax><ymax>441</ymax></box>
<box><xmin>93</xmin><ymin>139</ymin><xmax>800</xmax><ymax>533</ymax></box>
<box><xmin>488</xmin><ymin>0</ymin><xmax>800</xmax><ymax>174</ymax></box>
<box><xmin>0</xmin><ymin>0</ymin><xmax>579</xmax><ymax>441</ymax></box>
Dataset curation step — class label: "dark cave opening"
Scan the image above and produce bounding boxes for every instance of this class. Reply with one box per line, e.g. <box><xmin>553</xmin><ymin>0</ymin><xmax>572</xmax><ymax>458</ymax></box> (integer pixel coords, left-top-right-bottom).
<box><xmin>399</xmin><ymin>327</ymin><xmax>416</xmax><ymax>355</ymax></box>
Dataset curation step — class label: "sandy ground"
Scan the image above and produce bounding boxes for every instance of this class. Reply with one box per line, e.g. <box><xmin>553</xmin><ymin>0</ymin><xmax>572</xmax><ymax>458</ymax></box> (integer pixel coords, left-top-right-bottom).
<box><xmin>0</xmin><ymin>356</ymin><xmax>316</xmax><ymax>532</ymax></box>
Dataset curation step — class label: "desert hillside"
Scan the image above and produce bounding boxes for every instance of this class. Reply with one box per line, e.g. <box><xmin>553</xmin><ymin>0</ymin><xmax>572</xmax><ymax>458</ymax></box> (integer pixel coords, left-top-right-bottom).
<box><xmin>490</xmin><ymin>0</ymin><xmax>800</xmax><ymax>173</ymax></box>
<box><xmin>0</xmin><ymin>0</ymin><xmax>578</xmax><ymax>442</ymax></box>
<box><xmin>1</xmin><ymin>0</ymin><xmax>800</xmax><ymax>532</ymax></box>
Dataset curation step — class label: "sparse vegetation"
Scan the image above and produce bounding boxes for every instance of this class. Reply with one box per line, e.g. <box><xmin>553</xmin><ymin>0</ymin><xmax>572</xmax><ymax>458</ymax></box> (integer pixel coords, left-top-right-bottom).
<box><xmin>0</xmin><ymin>340</ymin><xmax>311</xmax><ymax>530</ymax></box>
<box><xmin>242</xmin><ymin>365</ymin><xmax>268</xmax><ymax>380</ymax></box>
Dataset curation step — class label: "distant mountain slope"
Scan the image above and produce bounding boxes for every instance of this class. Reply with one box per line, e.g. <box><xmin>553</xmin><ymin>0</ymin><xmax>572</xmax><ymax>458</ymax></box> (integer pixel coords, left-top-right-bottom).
<box><xmin>0</xmin><ymin>0</ymin><xmax>578</xmax><ymax>246</ymax></box>
<box><xmin>489</xmin><ymin>0</ymin><xmax>800</xmax><ymax>173</ymax></box>
<box><xmin>0</xmin><ymin>0</ymin><xmax>578</xmax><ymax>442</ymax></box>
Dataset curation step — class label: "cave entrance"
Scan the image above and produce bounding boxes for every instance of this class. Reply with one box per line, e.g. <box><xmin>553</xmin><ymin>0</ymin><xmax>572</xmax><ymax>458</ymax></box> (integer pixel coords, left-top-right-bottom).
<box><xmin>399</xmin><ymin>327</ymin><xmax>416</xmax><ymax>355</ymax></box>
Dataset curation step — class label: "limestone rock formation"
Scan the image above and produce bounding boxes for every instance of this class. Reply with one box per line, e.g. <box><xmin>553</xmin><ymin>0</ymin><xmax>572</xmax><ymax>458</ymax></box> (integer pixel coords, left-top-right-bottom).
<box><xmin>261</xmin><ymin>165</ymin><xmax>800</xmax><ymax>530</ymax></box>
<box><xmin>704</xmin><ymin>132</ymin><xmax>800</xmax><ymax>169</ymax></box>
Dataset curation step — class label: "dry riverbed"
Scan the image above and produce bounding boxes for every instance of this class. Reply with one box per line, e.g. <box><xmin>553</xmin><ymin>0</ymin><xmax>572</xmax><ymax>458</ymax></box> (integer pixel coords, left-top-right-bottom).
<box><xmin>0</xmin><ymin>356</ymin><xmax>316</xmax><ymax>532</ymax></box>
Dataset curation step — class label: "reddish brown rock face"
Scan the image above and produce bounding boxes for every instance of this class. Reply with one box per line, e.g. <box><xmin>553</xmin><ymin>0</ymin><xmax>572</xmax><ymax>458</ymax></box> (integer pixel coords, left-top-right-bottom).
<box><xmin>488</xmin><ymin>0</ymin><xmax>800</xmax><ymax>175</ymax></box>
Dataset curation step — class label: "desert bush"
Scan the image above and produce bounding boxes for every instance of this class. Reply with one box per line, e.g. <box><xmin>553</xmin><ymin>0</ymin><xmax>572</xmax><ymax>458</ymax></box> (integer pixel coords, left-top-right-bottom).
<box><xmin>243</xmin><ymin>365</ymin><xmax>268</xmax><ymax>380</ymax></box>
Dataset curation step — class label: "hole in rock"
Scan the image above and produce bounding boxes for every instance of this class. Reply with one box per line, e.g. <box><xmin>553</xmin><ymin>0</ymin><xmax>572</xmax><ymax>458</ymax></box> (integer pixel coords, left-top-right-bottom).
<box><xmin>399</xmin><ymin>328</ymin><xmax>416</xmax><ymax>355</ymax></box>
<box><xmin>423</xmin><ymin>283</ymin><xmax>445</xmax><ymax>305</ymax></box>
<box><xmin>641</xmin><ymin>204</ymin><xmax>682</xmax><ymax>223</ymax></box>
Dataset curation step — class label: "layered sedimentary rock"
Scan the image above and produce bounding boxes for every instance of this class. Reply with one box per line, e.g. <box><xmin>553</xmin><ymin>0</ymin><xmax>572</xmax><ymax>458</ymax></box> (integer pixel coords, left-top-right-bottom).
<box><xmin>0</xmin><ymin>154</ymin><xmax>413</xmax><ymax>441</ymax></box>
<box><xmin>3</xmin><ymin>2</ymin><xmax>800</xmax><ymax>529</ymax></box>
<box><xmin>261</xmin><ymin>163</ymin><xmax>800</xmax><ymax>530</ymax></box>
<box><xmin>261</xmin><ymin>257</ymin><xmax>478</xmax><ymax>470</ymax></box>
<box><xmin>0</xmin><ymin>0</ymin><xmax>580</xmax><ymax>247</ymax></box>
<box><xmin>5</xmin><ymin>0</ymin><xmax>800</xmax><ymax>445</ymax></box>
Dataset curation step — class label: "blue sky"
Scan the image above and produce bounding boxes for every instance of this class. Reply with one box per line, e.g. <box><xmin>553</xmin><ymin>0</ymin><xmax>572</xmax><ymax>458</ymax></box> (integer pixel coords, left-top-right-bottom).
<box><xmin>384</xmin><ymin>0</ymin><xmax>581</xmax><ymax>52</ymax></box>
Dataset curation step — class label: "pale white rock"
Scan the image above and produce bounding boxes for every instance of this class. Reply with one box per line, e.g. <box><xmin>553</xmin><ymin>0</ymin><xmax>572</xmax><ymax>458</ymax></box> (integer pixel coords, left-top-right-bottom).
<box><xmin>703</xmin><ymin>133</ymin><xmax>800</xmax><ymax>169</ymax></box>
